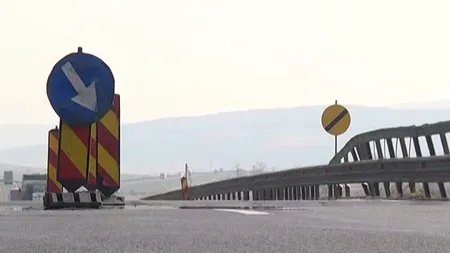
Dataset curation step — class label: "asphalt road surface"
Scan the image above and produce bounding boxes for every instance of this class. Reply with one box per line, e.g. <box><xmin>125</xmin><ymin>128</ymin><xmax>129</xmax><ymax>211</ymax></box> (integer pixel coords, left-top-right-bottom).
<box><xmin>0</xmin><ymin>200</ymin><xmax>449</xmax><ymax>253</ymax></box>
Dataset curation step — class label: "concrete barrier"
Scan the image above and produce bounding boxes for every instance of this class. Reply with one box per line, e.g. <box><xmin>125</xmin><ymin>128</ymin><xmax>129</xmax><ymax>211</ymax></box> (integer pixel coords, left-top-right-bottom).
<box><xmin>102</xmin><ymin>195</ymin><xmax>125</xmax><ymax>206</ymax></box>
<box><xmin>43</xmin><ymin>192</ymin><xmax>102</xmax><ymax>210</ymax></box>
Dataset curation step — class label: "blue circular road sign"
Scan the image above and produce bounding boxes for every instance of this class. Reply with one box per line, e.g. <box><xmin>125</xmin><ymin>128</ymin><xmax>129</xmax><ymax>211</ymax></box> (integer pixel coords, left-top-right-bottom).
<box><xmin>47</xmin><ymin>50</ymin><xmax>115</xmax><ymax>125</ymax></box>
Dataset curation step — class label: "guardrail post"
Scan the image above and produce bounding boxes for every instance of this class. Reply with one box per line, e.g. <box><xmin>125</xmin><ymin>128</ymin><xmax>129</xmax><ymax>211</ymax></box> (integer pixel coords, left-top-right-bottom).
<box><xmin>367</xmin><ymin>183</ymin><xmax>379</xmax><ymax>197</ymax></box>
<box><xmin>374</xmin><ymin>183</ymin><xmax>380</xmax><ymax>196</ymax></box>
<box><xmin>337</xmin><ymin>185</ymin><xmax>342</xmax><ymax>198</ymax></box>
<box><xmin>399</xmin><ymin>137</ymin><xmax>416</xmax><ymax>194</ymax></box>
<box><xmin>383</xmin><ymin>182</ymin><xmax>391</xmax><ymax>197</ymax></box>
<box><xmin>344</xmin><ymin>185</ymin><xmax>350</xmax><ymax>197</ymax></box>
<box><xmin>351</xmin><ymin>148</ymin><xmax>358</xmax><ymax>160</ymax></box>
<box><xmin>356</xmin><ymin>143</ymin><xmax>372</xmax><ymax>196</ymax></box>
<box><xmin>375</xmin><ymin>140</ymin><xmax>383</xmax><ymax>159</ymax></box>
<box><xmin>387</xmin><ymin>138</ymin><xmax>403</xmax><ymax>197</ymax></box>
<box><xmin>396</xmin><ymin>183</ymin><xmax>403</xmax><ymax>197</ymax></box>
<box><xmin>292</xmin><ymin>186</ymin><xmax>298</xmax><ymax>200</ymax></box>
<box><xmin>399</xmin><ymin>137</ymin><xmax>408</xmax><ymax>157</ymax></box>
<box><xmin>328</xmin><ymin>184</ymin><xmax>333</xmax><ymax>199</ymax></box>
<box><xmin>439</xmin><ymin>133</ymin><xmax>450</xmax><ymax>199</ymax></box>
<box><xmin>314</xmin><ymin>185</ymin><xmax>320</xmax><ymax>200</ymax></box>
<box><xmin>292</xmin><ymin>186</ymin><xmax>297</xmax><ymax>200</ymax></box>
<box><xmin>374</xmin><ymin>140</ymin><xmax>385</xmax><ymax>197</ymax></box>
<box><xmin>268</xmin><ymin>189</ymin><xmax>274</xmax><ymax>200</ymax></box>
<box><xmin>413</xmin><ymin>136</ymin><xmax>431</xmax><ymax>198</ymax></box>
<box><xmin>425</xmin><ymin>134</ymin><xmax>447</xmax><ymax>199</ymax></box>
<box><xmin>243</xmin><ymin>191</ymin><xmax>250</xmax><ymax>201</ymax></box>
<box><xmin>409</xmin><ymin>183</ymin><xmax>416</xmax><ymax>194</ymax></box>
<box><xmin>274</xmin><ymin>188</ymin><xmax>280</xmax><ymax>200</ymax></box>
<box><xmin>361</xmin><ymin>183</ymin><xmax>370</xmax><ymax>196</ymax></box>
<box><xmin>439</xmin><ymin>184</ymin><xmax>447</xmax><ymax>199</ymax></box>
<box><xmin>386</xmin><ymin>138</ymin><xmax>395</xmax><ymax>158</ymax></box>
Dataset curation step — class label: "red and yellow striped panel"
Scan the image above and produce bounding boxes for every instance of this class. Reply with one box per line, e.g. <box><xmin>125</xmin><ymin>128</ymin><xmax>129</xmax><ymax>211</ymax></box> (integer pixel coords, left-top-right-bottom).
<box><xmin>47</xmin><ymin>128</ymin><xmax>63</xmax><ymax>192</ymax></box>
<box><xmin>57</xmin><ymin>120</ymin><xmax>90</xmax><ymax>192</ymax></box>
<box><xmin>86</xmin><ymin>123</ymin><xmax>97</xmax><ymax>190</ymax></box>
<box><xmin>97</xmin><ymin>94</ymin><xmax>120</xmax><ymax>197</ymax></box>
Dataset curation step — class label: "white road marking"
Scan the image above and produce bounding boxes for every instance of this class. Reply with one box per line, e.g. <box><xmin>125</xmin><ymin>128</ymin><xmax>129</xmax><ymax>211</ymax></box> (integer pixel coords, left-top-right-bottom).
<box><xmin>213</xmin><ymin>209</ymin><xmax>271</xmax><ymax>215</ymax></box>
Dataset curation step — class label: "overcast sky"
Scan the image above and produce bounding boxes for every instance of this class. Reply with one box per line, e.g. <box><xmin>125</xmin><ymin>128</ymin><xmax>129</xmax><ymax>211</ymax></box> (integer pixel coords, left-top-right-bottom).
<box><xmin>1</xmin><ymin>0</ymin><xmax>450</xmax><ymax>124</ymax></box>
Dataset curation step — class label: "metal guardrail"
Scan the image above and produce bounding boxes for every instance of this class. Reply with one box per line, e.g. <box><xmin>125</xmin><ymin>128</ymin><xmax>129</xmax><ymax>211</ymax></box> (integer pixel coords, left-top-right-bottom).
<box><xmin>331</xmin><ymin>120</ymin><xmax>450</xmax><ymax>163</ymax></box>
<box><xmin>143</xmin><ymin>121</ymin><xmax>450</xmax><ymax>201</ymax></box>
<box><xmin>142</xmin><ymin>155</ymin><xmax>450</xmax><ymax>200</ymax></box>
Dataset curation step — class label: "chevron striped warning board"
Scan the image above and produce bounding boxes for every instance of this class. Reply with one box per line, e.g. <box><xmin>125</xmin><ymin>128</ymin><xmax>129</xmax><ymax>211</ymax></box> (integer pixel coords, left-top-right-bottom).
<box><xmin>47</xmin><ymin>128</ymin><xmax>63</xmax><ymax>192</ymax></box>
<box><xmin>57</xmin><ymin>120</ymin><xmax>91</xmax><ymax>192</ymax></box>
<box><xmin>97</xmin><ymin>94</ymin><xmax>121</xmax><ymax>197</ymax></box>
<box><xmin>321</xmin><ymin>103</ymin><xmax>351</xmax><ymax>136</ymax></box>
<box><xmin>86</xmin><ymin>123</ymin><xmax>97</xmax><ymax>191</ymax></box>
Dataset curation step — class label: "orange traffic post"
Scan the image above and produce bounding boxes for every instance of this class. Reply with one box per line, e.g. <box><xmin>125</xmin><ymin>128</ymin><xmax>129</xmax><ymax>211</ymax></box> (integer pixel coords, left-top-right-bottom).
<box><xmin>181</xmin><ymin>176</ymin><xmax>189</xmax><ymax>200</ymax></box>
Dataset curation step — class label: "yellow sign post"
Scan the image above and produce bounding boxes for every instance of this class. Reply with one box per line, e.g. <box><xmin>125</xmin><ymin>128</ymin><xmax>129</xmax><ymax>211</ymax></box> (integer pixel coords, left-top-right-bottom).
<box><xmin>321</xmin><ymin>100</ymin><xmax>351</xmax><ymax>155</ymax></box>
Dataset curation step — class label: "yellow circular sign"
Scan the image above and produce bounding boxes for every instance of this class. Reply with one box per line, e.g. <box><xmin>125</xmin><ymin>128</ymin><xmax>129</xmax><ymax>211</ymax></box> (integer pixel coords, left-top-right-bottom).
<box><xmin>321</xmin><ymin>104</ymin><xmax>351</xmax><ymax>136</ymax></box>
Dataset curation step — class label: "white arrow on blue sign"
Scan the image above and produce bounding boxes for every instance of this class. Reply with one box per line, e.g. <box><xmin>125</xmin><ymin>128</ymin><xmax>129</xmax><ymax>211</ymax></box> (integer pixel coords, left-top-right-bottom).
<box><xmin>47</xmin><ymin>50</ymin><xmax>115</xmax><ymax>126</ymax></box>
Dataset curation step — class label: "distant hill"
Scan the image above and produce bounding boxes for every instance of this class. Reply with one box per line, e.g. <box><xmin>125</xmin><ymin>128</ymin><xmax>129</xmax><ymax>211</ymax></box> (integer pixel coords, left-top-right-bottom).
<box><xmin>391</xmin><ymin>98</ymin><xmax>450</xmax><ymax>109</ymax></box>
<box><xmin>0</xmin><ymin>105</ymin><xmax>449</xmax><ymax>175</ymax></box>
